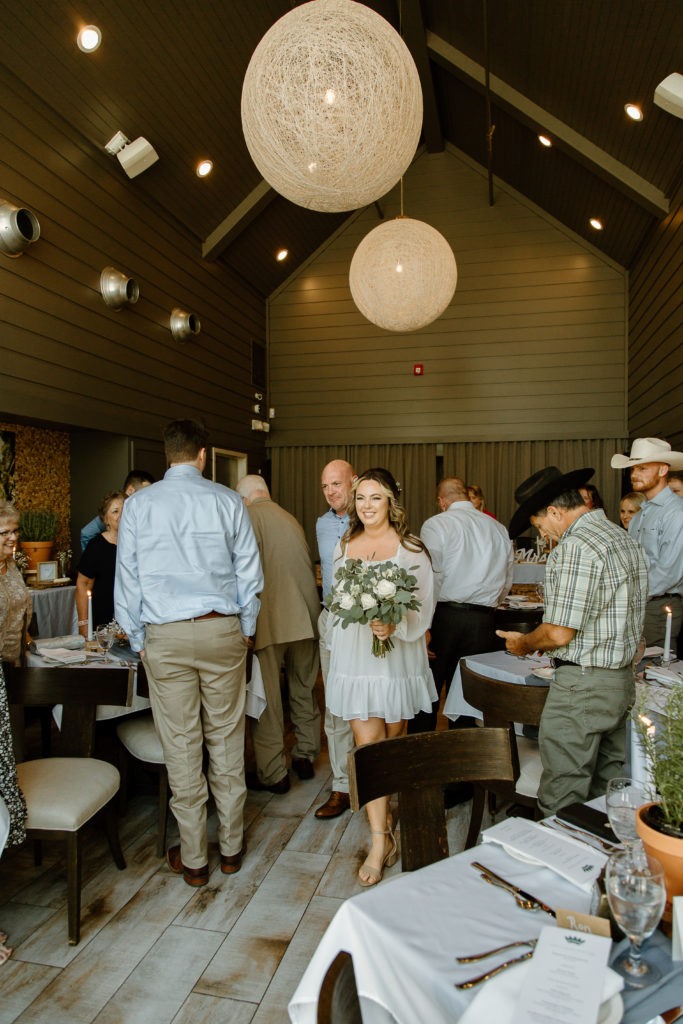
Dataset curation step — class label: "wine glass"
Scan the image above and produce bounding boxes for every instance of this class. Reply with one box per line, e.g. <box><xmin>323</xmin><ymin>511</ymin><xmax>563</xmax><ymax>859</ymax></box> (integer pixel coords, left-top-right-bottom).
<box><xmin>606</xmin><ymin>777</ymin><xmax>651</xmax><ymax>846</ymax></box>
<box><xmin>605</xmin><ymin>848</ymin><xmax>666</xmax><ymax>987</ymax></box>
<box><xmin>95</xmin><ymin>624</ymin><xmax>115</xmax><ymax>662</ymax></box>
<box><xmin>534</xmin><ymin>582</ymin><xmax>544</xmax><ymax>603</ymax></box>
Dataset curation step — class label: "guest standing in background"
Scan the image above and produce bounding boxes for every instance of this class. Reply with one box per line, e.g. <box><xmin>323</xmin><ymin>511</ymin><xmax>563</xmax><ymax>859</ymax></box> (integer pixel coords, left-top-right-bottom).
<box><xmin>315</xmin><ymin>459</ymin><xmax>357</xmax><ymax>819</ymax></box>
<box><xmin>80</xmin><ymin>470</ymin><xmax>154</xmax><ymax>551</ymax></box>
<box><xmin>579</xmin><ymin>483</ymin><xmax>604</xmax><ymax>510</ymax></box>
<box><xmin>0</xmin><ymin>662</ymin><xmax>27</xmax><ymax>965</ymax></box>
<box><xmin>0</xmin><ymin>502</ymin><xmax>32</xmax><ymax>663</ymax></box>
<box><xmin>76</xmin><ymin>490</ymin><xmax>125</xmax><ymax>634</ymax></box>
<box><xmin>325</xmin><ymin>468</ymin><xmax>436</xmax><ymax>886</ymax></box>
<box><xmin>668</xmin><ymin>470</ymin><xmax>683</xmax><ymax>497</ymax></box>
<box><xmin>116</xmin><ymin>419</ymin><xmax>263</xmax><ymax>887</ymax></box>
<box><xmin>236</xmin><ymin>475</ymin><xmax>321</xmax><ymax>794</ymax></box>
<box><xmin>612</xmin><ymin>438</ymin><xmax>683</xmax><ymax>652</ymax></box>
<box><xmin>618</xmin><ymin>491</ymin><xmax>644</xmax><ymax>530</ymax></box>
<box><xmin>466</xmin><ymin>484</ymin><xmax>497</xmax><ymax>519</ymax></box>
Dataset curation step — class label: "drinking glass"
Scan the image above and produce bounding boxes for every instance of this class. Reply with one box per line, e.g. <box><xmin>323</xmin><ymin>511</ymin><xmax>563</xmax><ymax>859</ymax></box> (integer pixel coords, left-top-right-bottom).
<box><xmin>95</xmin><ymin>624</ymin><xmax>115</xmax><ymax>662</ymax></box>
<box><xmin>606</xmin><ymin>777</ymin><xmax>651</xmax><ymax>846</ymax></box>
<box><xmin>605</xmin><ymin>849</ymin><xmax>666</xmax><ymax>987</ymax></box>
<box><xmin>535</xmin><ymin>582</ymin><xmax>544</xmax><ymax>603</ymax></box>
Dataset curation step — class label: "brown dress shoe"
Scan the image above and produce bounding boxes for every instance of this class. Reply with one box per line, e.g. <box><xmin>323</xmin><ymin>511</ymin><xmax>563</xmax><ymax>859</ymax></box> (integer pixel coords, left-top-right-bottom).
<box><xmin>220</xmin><ymin>840</ymin><xmax>247</xmax><ymax>874</ymax></box>
<box><xmin>166</xmin><ymin>845</ymin><xmax>209</xmax><ymax>887</ymax></box>
<box><xmin>315</xmin><ymin>791</ymin><xmax>351</xmax><ymax>818</ymax></box>
<box><xmin>292</xmin><ymin>757</ymin><xmax>314</xmax><ymax>780</ymax></box>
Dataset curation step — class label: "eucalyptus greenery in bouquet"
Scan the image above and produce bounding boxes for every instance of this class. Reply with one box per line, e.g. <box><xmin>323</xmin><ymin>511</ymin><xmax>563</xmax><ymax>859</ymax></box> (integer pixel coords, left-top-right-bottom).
<box><xmin>326</xmin><ymin>557</ymin><xmax>421</xmax><ymax>657</ymax></box>
<box><xmin>19</xmin><ymin>509</ymin><xmax>58</xmax><ymax>542</ymax></box>
<box><xmin>633</xmin><ymin>682</ymin><xmax>683</xmax><ymax>837</ymax></box>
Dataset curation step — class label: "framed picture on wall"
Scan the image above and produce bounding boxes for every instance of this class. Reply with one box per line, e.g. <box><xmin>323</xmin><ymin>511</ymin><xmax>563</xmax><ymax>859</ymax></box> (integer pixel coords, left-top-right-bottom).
<box><xmin>37</xmin><ymin>560</ymin><xmax>58</xmax><ymax>583</ymax></box>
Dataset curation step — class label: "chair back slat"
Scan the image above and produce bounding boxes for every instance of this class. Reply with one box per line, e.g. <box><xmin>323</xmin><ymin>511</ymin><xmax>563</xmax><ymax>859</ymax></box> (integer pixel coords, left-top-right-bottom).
<box><xmin>347</xmin><ymin>727</ymin><xmax>514</xmax><ymax>871</ymax></box>
<box><xmin>317</xmin><ymin>951</ymin><xmax>362</xmax><ymax>1024</ymax></box>
<box><xmin>461</xmin><ymin>664</ymin><xmax>548</xmax><ymax>729</ymax></box>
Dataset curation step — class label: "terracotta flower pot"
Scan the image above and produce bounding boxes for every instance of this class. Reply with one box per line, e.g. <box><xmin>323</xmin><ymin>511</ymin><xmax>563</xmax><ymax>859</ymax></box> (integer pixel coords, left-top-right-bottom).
<box><xmin>636</xmin><ymin>802</ymin><xmax>683</xmax><ymax>921</ymax></box>
<box><xmin>19</xmin><ymin>540</ymin><xmax>55</xmax><ymax>571</ymax></box>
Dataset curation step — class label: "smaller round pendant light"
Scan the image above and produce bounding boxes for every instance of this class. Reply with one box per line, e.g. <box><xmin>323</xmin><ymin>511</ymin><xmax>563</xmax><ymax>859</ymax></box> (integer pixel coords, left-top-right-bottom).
<box><xmin>349</xmin><ymin>218</ymin><xmax>457</xmax><ymax>332</ymax></box>
<box><xmin>241</xmin><ymin>0</ymin><xmax>422</xmax><ymax>212</ymax></box>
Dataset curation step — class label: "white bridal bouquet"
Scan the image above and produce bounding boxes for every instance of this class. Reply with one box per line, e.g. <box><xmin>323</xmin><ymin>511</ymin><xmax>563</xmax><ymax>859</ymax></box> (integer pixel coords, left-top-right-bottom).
<box><xmin>326</xmin><ymin>557</ymin><xmax>421</xmax><ymax>657</ymax></box>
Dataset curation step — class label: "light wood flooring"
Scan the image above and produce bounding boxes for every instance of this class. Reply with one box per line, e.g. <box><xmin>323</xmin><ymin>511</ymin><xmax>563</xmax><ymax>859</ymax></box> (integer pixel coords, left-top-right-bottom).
<box><xmin>0</xmin><ymin>747</ymin><xmax>481</xmax><ymax>1023</ymax></box>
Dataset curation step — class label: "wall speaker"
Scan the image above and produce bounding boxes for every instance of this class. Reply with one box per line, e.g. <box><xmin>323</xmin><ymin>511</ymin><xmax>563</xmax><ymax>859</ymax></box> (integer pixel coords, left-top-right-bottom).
<box><xmin>117</xmin><ymin>137</ymin><xmax>159</xmax><ymax>178</ymax></box>
<box><xmin>0</xmin><ymin>199</ymin><xmax>40</xmax><ymax>257</ymax></box>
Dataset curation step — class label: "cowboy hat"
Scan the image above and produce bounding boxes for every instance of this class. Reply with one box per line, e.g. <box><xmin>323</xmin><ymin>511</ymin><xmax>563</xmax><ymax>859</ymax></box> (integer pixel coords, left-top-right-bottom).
<box><xmin>508</xmin><ymin>466</ymin><xmax>594</xmax><ymax>539</ymax></box>
<box><xmin>611</xmin><ymin>437</ymin><xmax>683</xmax><ymax>470</ymax></box>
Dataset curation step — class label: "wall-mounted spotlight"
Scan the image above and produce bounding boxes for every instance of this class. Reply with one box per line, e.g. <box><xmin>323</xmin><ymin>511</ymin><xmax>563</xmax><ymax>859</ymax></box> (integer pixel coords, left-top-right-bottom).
<box><xmin>0</xmin><ymin>199</ymin><xmax>40</xmax><ymax>257</ymax></box>
<box><xmin>100</xmin><ymin>266</ymin><xmax>140</xmax><ymax>309</ymax></box>
<box><xmin>105</xmin><ymin>131</ymin><xmax>159</xmax><ymax>179</ymax></box>
<box><xmin>170</xmin><ymin>308</ymin><xmax>201</xmax><ymax>342</ymax></box>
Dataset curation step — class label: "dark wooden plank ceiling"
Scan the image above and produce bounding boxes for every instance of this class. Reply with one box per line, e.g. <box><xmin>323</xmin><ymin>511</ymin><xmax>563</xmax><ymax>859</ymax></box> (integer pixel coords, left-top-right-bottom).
<box><xmin>2</xmin><ymin>0</ymin><xmax>682</xmax><ymax>296</ymax></box>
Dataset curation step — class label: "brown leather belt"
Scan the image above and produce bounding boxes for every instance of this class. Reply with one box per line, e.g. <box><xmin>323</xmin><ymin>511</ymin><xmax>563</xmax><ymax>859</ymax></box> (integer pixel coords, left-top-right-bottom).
<box><xmin>189</xmin><ymin>611</ymin><xmax>230</xmax><ymax>621</ymax></box>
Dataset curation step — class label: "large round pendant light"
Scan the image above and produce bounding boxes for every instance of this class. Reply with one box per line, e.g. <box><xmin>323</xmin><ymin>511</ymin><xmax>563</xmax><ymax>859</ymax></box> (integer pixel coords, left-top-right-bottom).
<box><xmin>349</xmin><ymin>217</ymin><xmax>458</xmax><ymax>332</ymax></box>
<box><xmin>241</xmin><ymin>0</ymin><xmax>423</xmax><ymax>213</ymax></box>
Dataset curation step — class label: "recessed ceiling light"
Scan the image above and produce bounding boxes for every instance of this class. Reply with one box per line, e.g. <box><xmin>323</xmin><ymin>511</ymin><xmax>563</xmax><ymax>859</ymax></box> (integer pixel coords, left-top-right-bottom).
<box><xmin>624</xmin><ymin>103</ymin><xmax>643</xmax><ymax>121</ymax></box>
<box><xmin>276</xmin><ymin>249</ymin><xmax>289</xmax><ymax>261</ymax></box>
<box><xmin>196</xmin><ymin>160</ymin><xmax>213</xmax><ymax>177</ymax></box>
<box><xmin>77</xmin><ymin>25</ymin><xmax>101</xmax><ymax>52</ymax></box>
<box><xmin>538</xmin><ymin>134</ymin><xmax>552</xmax><ymax>147</ymax></box>
<box><xmin>589</xmin><ymin>218</ymin><xmax>603</xmax><ymax>231</ymax></box>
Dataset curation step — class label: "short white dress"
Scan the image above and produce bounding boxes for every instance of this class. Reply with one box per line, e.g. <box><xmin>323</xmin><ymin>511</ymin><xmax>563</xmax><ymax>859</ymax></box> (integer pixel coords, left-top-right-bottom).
<box><xmin>325</xmin><ymin>541</ymin><xmax>437</xmax><ymax>723</ymax></box>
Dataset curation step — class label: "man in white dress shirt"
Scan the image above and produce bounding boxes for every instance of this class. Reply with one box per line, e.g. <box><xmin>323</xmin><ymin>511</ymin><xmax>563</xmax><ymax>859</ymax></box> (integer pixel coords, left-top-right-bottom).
<box><xmin>611</xmin><ymin>437</ymin><xmax>683</xmax><ymax>652</ymax></box>
<box><xmin>409</xmin><ymin>477</ymin><xmax>513</xmax><ymax>737</ymax></box>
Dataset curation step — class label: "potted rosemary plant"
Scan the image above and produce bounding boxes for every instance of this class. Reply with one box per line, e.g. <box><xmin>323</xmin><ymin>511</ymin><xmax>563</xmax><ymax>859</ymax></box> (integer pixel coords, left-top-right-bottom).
<box><xmin>19</xmin><ymin>508</ymin><xmax>58</xmax><ymax>570</ymax></box>
<box><xmin>633</xmin><ymin>682</ymin><xmax>683</xmax><ymax>915</ymax></box>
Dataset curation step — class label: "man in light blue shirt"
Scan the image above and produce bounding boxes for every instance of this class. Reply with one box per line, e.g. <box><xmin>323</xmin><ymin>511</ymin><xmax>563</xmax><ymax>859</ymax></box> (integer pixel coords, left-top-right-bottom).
<box><xmin>314</xmin><ymin>459</ymin><xmax>356</xmax><ymax>819</ymax></box>
<box><xmin>115</xmin><ymin>420</ymin><xmax>263</xmax><ymax>886</ymax></box>
<box><xmin>612</xmin><ymin>437</ymin><xmax>683</xmax><ymax>652</ymax></box>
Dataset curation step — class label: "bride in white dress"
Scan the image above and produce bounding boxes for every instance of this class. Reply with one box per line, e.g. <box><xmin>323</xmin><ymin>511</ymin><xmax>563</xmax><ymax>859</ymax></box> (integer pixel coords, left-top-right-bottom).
<box><xmin>325</xmin><ymin>468</ymin><xmax>436</xmax><ymax>885</ymax></box>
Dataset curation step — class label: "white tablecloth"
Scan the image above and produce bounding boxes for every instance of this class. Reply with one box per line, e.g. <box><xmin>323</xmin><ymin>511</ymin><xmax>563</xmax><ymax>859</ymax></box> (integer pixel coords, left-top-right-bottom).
<box><xmin>289</xmin><ymin>843</ymin><xmax>593</xmax><ymax>1024</ymax></box>
<box><xmin>443</xmin><ymin>649</ymin><xmax>551</xmax><ymax>723</ymax></box>
<box><xmin>29</xmin><ymin>585</ymin><xmax>78</xmax><ymax>638</ymax></box>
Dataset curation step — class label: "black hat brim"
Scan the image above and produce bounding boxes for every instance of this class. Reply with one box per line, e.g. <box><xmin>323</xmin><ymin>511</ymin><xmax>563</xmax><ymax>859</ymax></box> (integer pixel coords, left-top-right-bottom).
<box><xmin>509</xmin><ymin>468</ymin><xmax>595</xmax><ymax>539</ymax></box>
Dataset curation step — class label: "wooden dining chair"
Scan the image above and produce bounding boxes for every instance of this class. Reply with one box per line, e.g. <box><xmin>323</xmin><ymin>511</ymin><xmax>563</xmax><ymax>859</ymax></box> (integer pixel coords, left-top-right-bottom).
<box><xmin>317</xmin><ymin>951</ymin><xmax>362</xmax><ymax>1024</ymax></box>
<box><xmin>5</xmin><ymin>662</ymin><xmax>134</xmax><ymax>945</ymax></box>
<box><xmin>460</xmin><ymin>663</ymin><xmax>548</xmax><ymax>849</ymax></box>
<box><xmin>116</xmin><ymin>661</ymin><xmax>169</xmax><ymax>856</ymax></box>
<box><xmin>347</xmin><ymin>727</ymin><xmax>514</xmax><ymax>872</ymax></box>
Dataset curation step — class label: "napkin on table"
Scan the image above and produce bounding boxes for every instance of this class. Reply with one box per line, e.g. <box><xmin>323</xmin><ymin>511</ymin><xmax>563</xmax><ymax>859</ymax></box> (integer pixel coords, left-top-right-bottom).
<box><xmin>39</xmin><ymin>647</ymin><xmax>87</xmax><ymax>665</ymax></box>
<box><xmin>33</xmin><ymin>634</ymin><xmax>85</xmax><ymax>652</ymax></box>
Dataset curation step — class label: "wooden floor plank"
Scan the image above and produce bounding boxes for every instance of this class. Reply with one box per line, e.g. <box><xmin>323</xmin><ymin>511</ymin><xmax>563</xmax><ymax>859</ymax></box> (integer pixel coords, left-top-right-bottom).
<box><xmin>171</xmin><ymin>993</ymin><xmax>257</xmax><ymax>1024</ymax></box>
<box><xmin>0</xmin><ymin>961</ymin><xmax>60</xmax><ymax>1024</ymax></box>
<box><xmin>195</xmin><ymin>851</ymin><xmax>329</xmax><ymax>1002</ymax></box>
<box><xmin>90</xmin><ymin>925</ymin><xmax>224</xmax><ymax>1024</ymax></box>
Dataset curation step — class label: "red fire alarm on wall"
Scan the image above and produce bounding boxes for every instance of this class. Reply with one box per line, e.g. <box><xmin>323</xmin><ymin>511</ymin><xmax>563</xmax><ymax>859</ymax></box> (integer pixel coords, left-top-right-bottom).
<box><xmin>413</xmin><ymin>364</ymin><xmax>424</xmax><ymax>375</ymax></box>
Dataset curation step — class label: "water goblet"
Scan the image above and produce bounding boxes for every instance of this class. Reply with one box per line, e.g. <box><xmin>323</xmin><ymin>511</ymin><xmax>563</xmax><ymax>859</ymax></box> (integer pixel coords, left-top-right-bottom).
<box><xmin>605</xmin><ymin>848</ymin><xmax>666</xmax><ymax>988</ymax></box>
<box><xmin>95</xmin><ymin>624</ymin><xmax>115</xmax><ymax>663</ymax></box>
<box><xmin>606</xmin><ymin>777</ymin><xmax>651</xmax><ymax>846</ymax></box>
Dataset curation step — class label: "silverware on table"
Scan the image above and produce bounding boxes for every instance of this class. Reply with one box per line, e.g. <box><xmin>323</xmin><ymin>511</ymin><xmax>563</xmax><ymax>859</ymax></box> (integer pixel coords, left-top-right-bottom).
<box><xmin>455</xmin><ymin>949</ymin><xmax>535</xmax><ymax>989</ymax></box>
<box><xmin>471</xmin><ymin>861</ymin><xmax>556</xmax><ymax>918</ymax></box>
<box><xmin>457</xmin><ymin>938</ymin><xmax>537</xmax><ymax>963</ymax></box>
<box><xmin>479</xmin><ymin>873</ymin><xmax>536</xmax><ymax>910</ymax></box>
<box><xmin>645</xmin><ymin>1009</ymin><xmax>682</xmax><ymax>1024</ymax></box>
<box><xmin>550</xmin><ymin>817</ymin><xmax>619</xmax><ymax>852</ymax></box>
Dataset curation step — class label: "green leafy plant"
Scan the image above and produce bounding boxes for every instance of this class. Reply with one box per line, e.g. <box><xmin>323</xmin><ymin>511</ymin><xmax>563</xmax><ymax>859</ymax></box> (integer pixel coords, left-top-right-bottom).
<box><xmin>19</xmin><ymin>509</ymin><xmax>58</xmax><ymax>542</ymax></box>
<box><xmin>633</xmin><ymin>682</ymin><xmax>683</xmax><ymax>835</ymax></box>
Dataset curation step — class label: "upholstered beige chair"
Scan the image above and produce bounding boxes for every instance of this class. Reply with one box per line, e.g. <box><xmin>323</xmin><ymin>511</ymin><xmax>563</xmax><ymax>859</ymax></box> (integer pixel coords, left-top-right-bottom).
<box><xmin>5</xmin><ymin>663</ymin><xmax>133</xmax><ymax>945</ymax></box>
<box><xmin>117</xmin><ymin>712</ymin><xmax>168</xmax><ymax>857</ymax></box>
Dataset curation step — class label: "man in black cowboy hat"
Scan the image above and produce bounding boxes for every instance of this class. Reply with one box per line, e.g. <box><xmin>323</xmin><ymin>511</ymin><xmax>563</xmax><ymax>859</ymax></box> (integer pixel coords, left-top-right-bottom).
<box><xmin>498</xmin><ymin>466</ymin><xmax>648</xmax><ymax>816</ymax></box>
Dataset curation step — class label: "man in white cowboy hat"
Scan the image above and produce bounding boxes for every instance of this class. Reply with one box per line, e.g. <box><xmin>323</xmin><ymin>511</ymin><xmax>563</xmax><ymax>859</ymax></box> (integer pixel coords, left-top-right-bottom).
<box><xmin>611</xmin><ymin>437</ymin><xmax>683</xmax><ymax>652</ymax></box>
<box><xmin>498</xmin><ymin>466</ymin><xmax>648</xmax><ymax>816</ymax></box>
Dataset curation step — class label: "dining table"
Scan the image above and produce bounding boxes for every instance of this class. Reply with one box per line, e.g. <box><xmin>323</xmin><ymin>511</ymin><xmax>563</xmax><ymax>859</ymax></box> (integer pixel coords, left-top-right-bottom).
<box><xmin>28</xmin><ymin>583</ymin><xmax>78</xmax><ymax>638</ymax></box>
<box><xmin>288</xmin><ymin>822</ymin><xmax>682</xmax><ymax>1023</ymax></box>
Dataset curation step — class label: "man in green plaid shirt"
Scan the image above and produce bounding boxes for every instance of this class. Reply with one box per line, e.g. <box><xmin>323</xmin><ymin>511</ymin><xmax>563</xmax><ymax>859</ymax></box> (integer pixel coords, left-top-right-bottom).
<box><xmin>500</xmin><ymin>466</ymin><xmax>648</xmax><ymax>816</ymax></box>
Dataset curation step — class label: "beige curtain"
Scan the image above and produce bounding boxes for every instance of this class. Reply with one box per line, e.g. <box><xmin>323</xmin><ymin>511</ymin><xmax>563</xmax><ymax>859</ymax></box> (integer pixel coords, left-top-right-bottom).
<box><xmin>442</xmin><ymin>438</ymin><xmax>629</xmax><ymax>534</ymax></box>
<box><xmin>270</xmin><ymin>444</ymin><xmax>437</xmax><ymax>556</ymax></box>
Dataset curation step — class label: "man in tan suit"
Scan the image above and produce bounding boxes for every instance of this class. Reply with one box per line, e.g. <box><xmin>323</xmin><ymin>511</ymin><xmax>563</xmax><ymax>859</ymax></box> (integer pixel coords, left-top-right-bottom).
<box><xmin>236</xmin><ymin>475</ymin><xmax>321</xmax><ymax>793</ymax></box>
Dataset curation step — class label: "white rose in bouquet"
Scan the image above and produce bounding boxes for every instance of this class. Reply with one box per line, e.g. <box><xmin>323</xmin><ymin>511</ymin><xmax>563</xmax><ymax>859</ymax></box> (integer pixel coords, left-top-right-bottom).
<box><xmin>376</xmin><ymin>578</ymin><xmax>397</xmax><ymax>599</ymax></box>
<box><xmin>360</xmin><ymin>592</ymin><xmax>377</xmax><ymax>611</ymax></box>
<box><xmin>339</xmin><ymin>592</ymin><xmax>355</xmax><ymax>610</ymax></box>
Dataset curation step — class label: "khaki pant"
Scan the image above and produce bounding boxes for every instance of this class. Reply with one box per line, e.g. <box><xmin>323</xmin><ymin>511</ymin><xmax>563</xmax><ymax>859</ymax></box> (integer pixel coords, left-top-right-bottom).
<box><xmin>537</xmin><ymin>663</ymin><xmax>634</xmax><ymax>817</ymax></box>
<box><xmin>250</xmin><ymin>637</ymin><xmax>321</xmax><ymax>785</ymax></box>
<box><xmin>143</xmin><ymin>616</ymin><xmax>247</xmax><ymax>868</ymax></box>
<box><xmin>318</xmin><ymin>608</ymin><xmax>355</xmax><ymax>793</ymax></box>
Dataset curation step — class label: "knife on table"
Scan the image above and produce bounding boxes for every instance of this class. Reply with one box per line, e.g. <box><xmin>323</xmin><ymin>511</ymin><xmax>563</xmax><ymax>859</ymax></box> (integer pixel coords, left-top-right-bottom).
<box><xmin>471</xmin><ymin>861</ymin><xmax>557</xmax><ymax>918</ymax></box>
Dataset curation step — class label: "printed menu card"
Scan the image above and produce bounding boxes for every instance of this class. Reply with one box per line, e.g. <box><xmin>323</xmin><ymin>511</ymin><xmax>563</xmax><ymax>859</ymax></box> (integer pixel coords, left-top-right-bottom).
<box><xmin>481</xmin><ymin>818</ymin><xmax>607</xmax><ymax>892</ymax></box>
<box><xmin>515</xmin><ymin>926</ymin><xmax>611</xmax><ymax>1023</ymax></box>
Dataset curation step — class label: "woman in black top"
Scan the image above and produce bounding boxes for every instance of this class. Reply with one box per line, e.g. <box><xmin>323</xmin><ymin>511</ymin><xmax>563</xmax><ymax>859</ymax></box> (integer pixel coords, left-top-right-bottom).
<box><xmin>76</xmin><ymin>490</ymin><xmax>125</xmax><ymax>635</ymax></box>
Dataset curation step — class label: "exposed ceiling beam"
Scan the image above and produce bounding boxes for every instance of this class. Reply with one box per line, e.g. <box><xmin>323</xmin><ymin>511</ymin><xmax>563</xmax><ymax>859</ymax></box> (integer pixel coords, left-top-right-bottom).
<box><xmin>427</xmin><ymin>31</ymin><xmax>669</xmax><ymax>218</ymax></box>
<box><xmin>401</xmin><ymin>0</ymin><xmax>443</xmax><ymax>153</ymax></box>
<box><xmin>202</xmin><ymin>179</ymin><xmax>275</xmax><ymax>261</ymax></box>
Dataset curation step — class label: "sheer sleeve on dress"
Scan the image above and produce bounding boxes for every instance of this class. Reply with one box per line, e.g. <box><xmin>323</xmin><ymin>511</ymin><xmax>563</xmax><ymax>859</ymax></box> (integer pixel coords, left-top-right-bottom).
<box><xmin>393</xmin><ymin>544</ymin><xmax>435</xmax><ymax>643</ymax></box>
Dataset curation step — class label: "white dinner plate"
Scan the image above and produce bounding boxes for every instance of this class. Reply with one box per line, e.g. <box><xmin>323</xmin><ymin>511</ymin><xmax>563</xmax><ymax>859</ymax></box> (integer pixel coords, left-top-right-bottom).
<box><xmin>500</xmin><ymin>843</ymin><xmax>544</xmax><ymax>866</ymax></box>
<box><xmin>598</xmin><ymin>992</ymin><xmax>624</xmax><ymax>1024</ymax></box>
